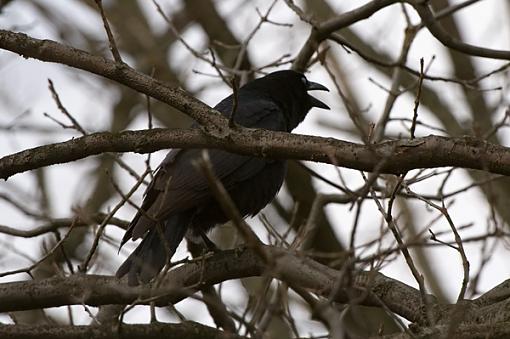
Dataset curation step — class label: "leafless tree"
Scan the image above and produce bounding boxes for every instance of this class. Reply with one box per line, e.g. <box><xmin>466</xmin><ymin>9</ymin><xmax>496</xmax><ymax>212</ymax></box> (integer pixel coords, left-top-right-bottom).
<box><xmin>0</xmin><ymin>0</ymin><xmax>510</xmax><ymax>338</ymax></box>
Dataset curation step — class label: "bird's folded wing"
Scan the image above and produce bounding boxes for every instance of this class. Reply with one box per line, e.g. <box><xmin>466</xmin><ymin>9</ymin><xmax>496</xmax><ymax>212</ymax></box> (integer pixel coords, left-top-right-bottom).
<box><xmin>122</xmin><ymin>149</ymin><xmax>269</xmax><ymax>243</ymax></box>
<box><xmin>122</xmin><ymin>97</ymin><xmax>287</xmax><ymax>244</ymax></box>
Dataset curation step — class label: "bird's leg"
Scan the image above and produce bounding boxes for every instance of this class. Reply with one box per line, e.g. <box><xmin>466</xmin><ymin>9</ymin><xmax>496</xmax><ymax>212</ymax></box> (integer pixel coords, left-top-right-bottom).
<box><xmin>199</xmin><ymin>229</ymin><xmax>220</xmax><ymax>253</ymax></box>
<box><xmin>185</xmin><ymin>227</ymin><xmax>219</xmax><ymax>260</ymax></box>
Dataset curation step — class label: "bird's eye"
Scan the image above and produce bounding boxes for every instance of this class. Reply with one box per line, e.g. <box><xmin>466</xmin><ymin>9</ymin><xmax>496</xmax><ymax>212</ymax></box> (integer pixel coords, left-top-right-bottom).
<box><xmin>300</xmin><ymin>76</ymin><xmax>308</xmax><ymax>86</ymax></box>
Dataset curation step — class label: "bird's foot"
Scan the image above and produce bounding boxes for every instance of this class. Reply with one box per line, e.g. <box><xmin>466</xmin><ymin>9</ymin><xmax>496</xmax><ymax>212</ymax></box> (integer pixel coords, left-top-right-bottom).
<box><xmin>200</xmin><ymin>231</ymin><xmax>220</xmax><ymax>253</ymax></box>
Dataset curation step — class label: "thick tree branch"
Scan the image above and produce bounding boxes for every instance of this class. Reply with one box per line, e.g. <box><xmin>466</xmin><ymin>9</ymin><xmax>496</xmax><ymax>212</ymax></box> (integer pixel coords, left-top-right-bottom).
<box><xmin>377</xmin><ymin>321</ymin><xmax>510</xmax><ymax>339</ymax></box>
<box><xmin>0</xmin><ymin>322</ymin><xmax>244</xmax><ymax>339</ymax></box>
<box><xmin>1</xmin><ymin>247</ymin><xmax>508</xmax><ymax>337</ymax></box>
<box><xmin>3</xmin><ymin>246</ymin><xmax>508</xmax><ymax>330</ymax></box>
<box><xmin>1</xmin><ymin>128</ymin><xmax>510</xmax><ymax>180</ymax></box>
<box><xmin>0</xmin><ymin>246</ymin><xmax>435</xmax><ymax>324</ymax></box>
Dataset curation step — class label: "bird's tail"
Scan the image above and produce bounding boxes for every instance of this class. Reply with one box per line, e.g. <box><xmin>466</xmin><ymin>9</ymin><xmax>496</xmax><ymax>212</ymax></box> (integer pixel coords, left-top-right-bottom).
<box><xmin>116</xmin><ymin>213</ymin><xmax>191</xmax><ymax>285</ymax></box>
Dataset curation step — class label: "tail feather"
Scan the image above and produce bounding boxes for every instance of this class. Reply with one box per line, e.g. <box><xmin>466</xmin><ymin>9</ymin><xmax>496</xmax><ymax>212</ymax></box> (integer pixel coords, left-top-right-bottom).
<box><xmin>116</xmin><ymin>213</ymin><xmax>191</xmax><ymax>285</ymax></box>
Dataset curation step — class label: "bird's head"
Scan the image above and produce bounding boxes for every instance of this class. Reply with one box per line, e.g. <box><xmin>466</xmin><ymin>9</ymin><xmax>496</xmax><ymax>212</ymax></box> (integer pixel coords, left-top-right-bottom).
<box><xmin>244</xmin><ymin>70</ymin><xmax>329</xmax><ymax>131</ymax></box>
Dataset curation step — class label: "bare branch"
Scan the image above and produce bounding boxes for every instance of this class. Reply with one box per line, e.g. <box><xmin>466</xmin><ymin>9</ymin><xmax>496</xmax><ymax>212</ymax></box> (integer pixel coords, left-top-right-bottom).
<box><xmin>0</xmin><ymin>246</ymin><xmax>435</xmax><ymax>324</ymax></box>
<box><xmin>0</xmin><ymin>322</ymin><xmax>244</xmax><ymax>339</ymax></box>
<box><xmin>0</xmin><ymin>29</ymin><xmax>226</xmax><ymax>134</ymax></box>
<box><xmin>2</xmin><ymin>129</ymin><xmax>510</xmax><ymax>181</ymax></box>
<box><xmin>409</xmin><ymin>0</ymin><xmax>510</xmax><ymax>60</ymax></box>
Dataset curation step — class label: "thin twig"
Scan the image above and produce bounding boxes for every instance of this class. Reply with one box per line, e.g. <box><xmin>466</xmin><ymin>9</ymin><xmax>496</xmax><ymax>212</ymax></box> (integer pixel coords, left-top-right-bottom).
<box><xmin>94</xmin><ymin>0</ymin><xmax>123</xmax><ymax>63</ymax></box>
<box><xmin>48</xmin><ymin>79</ymin><xmax>87</xmax><ymax>135</ymax></box>
<box><xmin>79</xmin><ymin>169</ymin><xmax>151</xmax><ymax>272</ymax></box>
<box><xmin>410</xmin><ymin>58</ymin><xmax>425</xmax><ymax>139</ymax></box>
<box><xmin>0</xmin><ymin>219</ymin><xmax>78</xmax><ymax>278</ymax></box>
<box><xmin>229</xmin><ymin>75</ymin><xmax>239</xmax><ymax>127</ymax></box>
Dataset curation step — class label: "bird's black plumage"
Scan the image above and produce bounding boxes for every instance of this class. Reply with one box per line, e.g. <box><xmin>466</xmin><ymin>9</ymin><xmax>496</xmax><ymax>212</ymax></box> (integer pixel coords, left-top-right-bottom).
<box><xmin>116</xmin><ymin>70</ymin><xmax>329</xmax><ymax>285</ymax></box>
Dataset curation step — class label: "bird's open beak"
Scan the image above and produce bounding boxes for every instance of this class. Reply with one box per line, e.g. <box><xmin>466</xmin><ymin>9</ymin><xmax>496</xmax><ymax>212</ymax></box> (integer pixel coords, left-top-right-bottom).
<box><xmin>306</xmin><ymin>81</ymin><xmax>330</xmax><ymax>110</ymax></box>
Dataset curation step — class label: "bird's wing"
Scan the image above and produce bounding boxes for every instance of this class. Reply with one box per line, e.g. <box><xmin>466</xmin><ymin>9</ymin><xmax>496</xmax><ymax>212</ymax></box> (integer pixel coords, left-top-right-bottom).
<box><xmin>121</xmin><ymin>100</ymin><xmax>286</xmax><ymax>244</ymax></box>
<box><xmin>215</xmin><ymin>94</ymin><xmax>288</xmax><ymax>130</ymax></box>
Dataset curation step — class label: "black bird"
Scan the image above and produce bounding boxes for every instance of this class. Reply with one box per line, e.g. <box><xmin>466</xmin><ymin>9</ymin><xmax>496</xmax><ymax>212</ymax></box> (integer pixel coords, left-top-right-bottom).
<box><xmin>116</xmin><ymin>70</ymin><xmax>329</xmax><ymax>285</ymax></box>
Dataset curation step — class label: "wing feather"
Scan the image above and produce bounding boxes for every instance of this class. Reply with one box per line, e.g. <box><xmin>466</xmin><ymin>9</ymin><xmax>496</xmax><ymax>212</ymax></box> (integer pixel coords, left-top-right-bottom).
<box><xmin>122</xmin><ymin>98</ymin><xmax>286</xmax><ymax>244</ymax></box>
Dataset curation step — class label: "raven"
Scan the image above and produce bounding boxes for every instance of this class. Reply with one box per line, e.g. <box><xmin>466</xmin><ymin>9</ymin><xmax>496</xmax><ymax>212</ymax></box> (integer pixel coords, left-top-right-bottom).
<box><xmin>116</xmin><ymin>70</ymin><xmax>329</xmax><ymax>285</ymax></box>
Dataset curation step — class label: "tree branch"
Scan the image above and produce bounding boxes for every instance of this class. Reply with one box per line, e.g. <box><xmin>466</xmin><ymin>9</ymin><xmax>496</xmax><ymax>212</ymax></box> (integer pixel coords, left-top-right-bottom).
<box><xmin>2</xmin><ymin>128</ymin><xmax>510</xmax><ymax>180</ymax></box>
<box><xmin>0</xmin><ymin>246</ymin><xmax>435</xmax><ymax>324</ymax></box>
<box><xmin>0</xmin><ymin>322</ymin><xmax>244</xmax><ymax>339</ymax></box>
<box><xmin>292</xmin><ymin>0</ymin><xmax>398</xmax><ymax>70</ymax></box>
<box><xmin>410</xmin><ymin>0</ymin><xmax>510</xmax><ymax>60</ymax></box>
<box><xmin>0</xmin><ymin>29</ymin><xmax>227</xmax><ymax>135</ymax></box>
<box><xmin>377</xmin><ymin>321</ymin><xmax>510</xmax><ymax>339</ymax></box>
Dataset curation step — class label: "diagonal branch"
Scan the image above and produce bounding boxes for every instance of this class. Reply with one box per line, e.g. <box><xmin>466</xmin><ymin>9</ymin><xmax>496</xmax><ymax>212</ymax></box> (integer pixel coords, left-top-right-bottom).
<box><xmin>409</xmin><ymin>0</ymin><xmax>510</xmax><ymax>60</ymax></box>
<box><xmin>0</xmin><ymin>29</ymin><xmax>227</xmax><ymax>135</ymax></box>
<box><xmin>292</xmin><ymin>0</ymin><xmax>399</xmax><ymax>70</ymax></box>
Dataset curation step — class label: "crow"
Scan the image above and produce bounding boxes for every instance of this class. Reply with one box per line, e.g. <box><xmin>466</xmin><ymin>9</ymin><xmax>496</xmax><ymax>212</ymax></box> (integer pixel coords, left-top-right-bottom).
<box><xmin>116</xmin><ymin>70</ymin><xmax>329</xmax><ymax>285</ymax></box>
